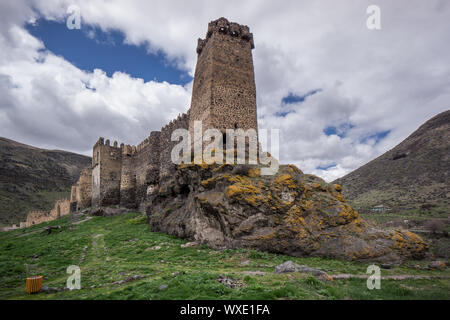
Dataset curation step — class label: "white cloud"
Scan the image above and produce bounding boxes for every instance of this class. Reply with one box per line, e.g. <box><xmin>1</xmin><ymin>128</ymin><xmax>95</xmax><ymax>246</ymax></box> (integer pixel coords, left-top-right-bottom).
<box><xmin>0</xmin><ymin>0</ymin><xmax>449</xmax><ymax>181</ymax></box>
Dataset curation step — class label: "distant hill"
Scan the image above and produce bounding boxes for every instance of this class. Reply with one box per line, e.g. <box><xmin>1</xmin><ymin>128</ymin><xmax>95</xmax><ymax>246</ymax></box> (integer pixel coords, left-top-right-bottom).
<box><xmin>0</xmin><ymin>137</ymin><xmax>91</xmax><ymax>225</ymax></box>
<box><xmin>334</xmin><ymin>110</ymin><xmax>450</xmax><ymax>214</ymax></box>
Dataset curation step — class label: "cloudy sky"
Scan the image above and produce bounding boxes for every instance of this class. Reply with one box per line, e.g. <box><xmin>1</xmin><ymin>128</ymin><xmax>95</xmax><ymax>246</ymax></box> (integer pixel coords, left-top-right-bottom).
<box><xmin>0</xmin><ymin>0</ymin><xmax>449</xmax><ymax>181</ymax></box>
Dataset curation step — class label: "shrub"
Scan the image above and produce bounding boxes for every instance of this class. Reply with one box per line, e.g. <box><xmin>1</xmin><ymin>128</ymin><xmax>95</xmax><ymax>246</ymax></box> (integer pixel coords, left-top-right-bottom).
<box><xmin>424</xmin><ymin>219</ymin><xmax>444</xmax><ymax>234</ymax></box>
<box><xmin>232</xmin><ymin>164</ymin><xmax>251</xmax><ymax>176</ymax></box>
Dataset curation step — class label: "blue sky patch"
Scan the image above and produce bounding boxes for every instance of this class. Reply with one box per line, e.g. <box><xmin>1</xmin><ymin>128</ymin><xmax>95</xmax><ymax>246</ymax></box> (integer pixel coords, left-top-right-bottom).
<box><xmin>282</xmin><ymin>89</ymin><xmax>322</xmax><ymax>104</ymax></box>
<box><xmin>323</xmin><ymin>123</ymin><xmax>355</xmax><ymax>138</ymax></box>
<box><xmin>275</xmin><ymin>88</ymin><xmax>322</xmax><ymax>117</ymax></box>
<box><xmin>316</xmin><ymin>162</ymin><xmax>337</xmax><ymax>170</ymax></box>
<box><xmin>361</xmin><ymin>130</ymin><xmax>391</xmax><ymax>144</ymax></box>
<box><xmin>26</xmin><ymin>19</ymin><xmax>192</xmax><ymax>85</ymax></box>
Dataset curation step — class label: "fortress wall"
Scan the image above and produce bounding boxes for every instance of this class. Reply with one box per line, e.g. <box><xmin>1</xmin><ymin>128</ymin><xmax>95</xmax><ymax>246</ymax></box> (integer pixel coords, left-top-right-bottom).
<box><xmin>49</xmin><ymin>198</ymin><xmax>70</xmax><ymax>219</ymax></box>
<box><xmin>77</xmin><ymin>167</ymin><xmax>92</xmax><ymax>209</ymax></box>
<box><xmin>120</xmin><ymin>131</ymin><xmax>161</xmax><ymax>208</ymax></box>
<box><xmin>120</xmin><ymin>144</ymin><xmax>136</xmax><ymax>208</ymax></box>
<box><xmin>134</xmin><ymin>131</ymin><xmax>161</xmax><ymax>205</ymax></box>
<box><xmin>70</xmin><ymin>167</ymin><xmax>92</xmax><ymax>211</ymax></box>
<box><xmin>160</xmin><ymin>113</ymin><xmax>190</xmax><ymax>179</ymax></box>
<box><xmin>26</xmin><ymin>210</ymin><xmax>51</xmax><ymax>226</ymax></box>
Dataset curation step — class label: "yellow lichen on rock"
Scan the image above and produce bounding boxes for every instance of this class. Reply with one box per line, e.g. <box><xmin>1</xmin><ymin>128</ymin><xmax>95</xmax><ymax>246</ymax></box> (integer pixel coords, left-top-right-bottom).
<box><xmin>287</xmin><ymin>164</ymin><xmax>303</xmax><ymax>175</ymax></box>
<box><xmin>272</xmin><ymin>174</ymin><xmax>297</xmax><ymax>189</ymax></box>
<box><xmin>248</xmin><ymin>167</ymin><xmax>261</xmax><ymax>177</ymax></box>
<box><xmin>338</xmin><ymin>204</ymin><xmax>359</xmax><ymax>222</ymax></box>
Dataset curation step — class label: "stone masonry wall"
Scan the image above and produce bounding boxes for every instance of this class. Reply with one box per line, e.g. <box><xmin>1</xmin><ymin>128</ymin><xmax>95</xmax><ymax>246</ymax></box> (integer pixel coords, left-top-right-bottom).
<box><xmin>160</xmin><ymin>113</ymin><xmax>190</xmax><ymax>179</ymax></box>
<box><xmin>70</xmin><ymin>167</ymin><xmax>92</xmax><ymax>211</ymax></box>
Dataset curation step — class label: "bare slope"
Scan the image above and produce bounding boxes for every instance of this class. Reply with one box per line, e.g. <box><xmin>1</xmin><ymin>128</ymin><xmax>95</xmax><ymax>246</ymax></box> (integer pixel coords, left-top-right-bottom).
<box><xmin>0</xmin><ymin>137</ymin><xmax>91</xmax><ymax>225</ymax></box>
<box><xmin>334</xmin><ymin>110</ymin><xmax>450</xmax><ymax>213</ymax></box>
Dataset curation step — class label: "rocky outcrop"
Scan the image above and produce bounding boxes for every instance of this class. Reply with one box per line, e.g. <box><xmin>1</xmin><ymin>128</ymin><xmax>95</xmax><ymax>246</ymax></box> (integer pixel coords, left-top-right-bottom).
<box><xmin>146</xmin><ymin>163</ymin><xmax>429</xmax><ymax>264</ymax></box>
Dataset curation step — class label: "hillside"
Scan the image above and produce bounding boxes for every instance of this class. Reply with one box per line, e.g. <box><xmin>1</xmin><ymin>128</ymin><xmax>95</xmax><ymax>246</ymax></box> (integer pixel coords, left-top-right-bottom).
<box><xmin>0</xmin><ymin>137</ymin><xmax>91</xmax><ymax>226</ymax></box>
<box><xmin>334</xmin><ymin>110</ymin><xmax>450</xmax><ymax>213</ymax></box>
<box><xmin>0</xmin><ymin>212</ymin><xmax>448</xmax><ymax>300</ymax></box>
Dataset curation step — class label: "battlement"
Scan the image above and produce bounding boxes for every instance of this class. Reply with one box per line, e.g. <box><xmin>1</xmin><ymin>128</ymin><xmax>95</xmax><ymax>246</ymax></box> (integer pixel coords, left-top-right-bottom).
<box><xmin>197</xmin><ymin>17</ymin><xmax>254</xmax><ymax>55</ymax></box>
<box><xmin>122</xmin><ymin>144</ymin><xmax>137</xmax><ymax>156</ymax></box>
<box><xmin>94</xmin><ymin>137</ymin><xmax>123</xmax><ymax>150</ymax></box>
<box><xmin>161</xmin><ymin>113</ymin><xmax>189</xmax><ymax>132</ymax></box>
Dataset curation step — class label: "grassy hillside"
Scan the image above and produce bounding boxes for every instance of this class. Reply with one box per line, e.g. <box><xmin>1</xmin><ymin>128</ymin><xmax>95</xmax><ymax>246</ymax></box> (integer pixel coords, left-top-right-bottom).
<box><xmin>334</xmin><ymin>110</ymin><xmax>450</xmax><ymax>213</ymax></box>
<box><xmin>0</xmin><ymin>137</ymin><xmax>91</xmax><ymax>225</ymax></box>
<box><xmin>0</xmin><ymin>212</ymin><xmax>448</xmax><ymax>300</ymax></box>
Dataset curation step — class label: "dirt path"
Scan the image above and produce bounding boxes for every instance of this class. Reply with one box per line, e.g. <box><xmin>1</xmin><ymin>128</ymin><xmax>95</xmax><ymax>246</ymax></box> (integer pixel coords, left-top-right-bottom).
<box><xmin>331</xmin><ymin>274</ymin><xmax>450</xmax><ymax>280</ymax></box>
<box><xmin>92</xmin><ymin>233</ymin><xmax>110</xmax><ymax>262</ymax></box>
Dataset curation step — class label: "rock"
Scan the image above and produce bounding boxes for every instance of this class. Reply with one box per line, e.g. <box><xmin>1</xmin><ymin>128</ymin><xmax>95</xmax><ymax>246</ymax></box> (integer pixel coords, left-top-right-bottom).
<box><xmin>159</xmin><ymin>284</ymin><xmax>168</xmax><ymax>291</ymax></box>
<box><xmin>428</xmin><ymin>261</ymin><xmax>446</xmax><ymax>269</ymax></box>
<box><xmin>274</xmin><ymin>261</ymin><xmax>301</xmax><ymax>274</ymax></box>
<box><xmin>217</xmin><ymin>275</ymin><xmax>243</xmax><ymax>289</ymax></box>
<box><xmin>90</xmin><ymin>206</ymin><xmax>130</xmax><ymax>217</ymax></box>
<box><xmin>41</xmin><ymin>286</ymin><xmax>56</xmax><ymax>293</ymax></box>
<box><xmin>381</xmin><ymin>263</ymin><xmax>394</xmax><ymax>269</ymax></box>
<box><xmin>180</xmin><ymin>242</ymin><xmax>198</xmax><ymax>248</ymax></box>
<box><xmin>146</xmin><ymin>164</ymin><xmax>429</xmax><ymax>263</ymax></box>
<box><xmin>298</xmin><ymin>266</ymin><xmax>333</xmax><ymax>281</ymax></box>
<box><xmin>240</xmin><ymin>259</ymin><xmax>250</xmax><ymax>266</ymax></box>
<box><xmin>42</xmin><ymin>225</ymin><xmax>61</xmax><ymax>235</ymax></box>
<box><xmin>274</xmin><ymin>261</ymin><xmax>332</xmax><ymax>280</ymax></box>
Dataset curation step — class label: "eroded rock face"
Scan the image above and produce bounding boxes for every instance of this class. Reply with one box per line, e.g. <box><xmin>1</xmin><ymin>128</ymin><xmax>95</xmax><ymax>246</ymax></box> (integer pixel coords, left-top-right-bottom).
<box><xmin>146</xmin><ymin>164</ymin><xmax>428</xmax><ymax>263</ymax></box>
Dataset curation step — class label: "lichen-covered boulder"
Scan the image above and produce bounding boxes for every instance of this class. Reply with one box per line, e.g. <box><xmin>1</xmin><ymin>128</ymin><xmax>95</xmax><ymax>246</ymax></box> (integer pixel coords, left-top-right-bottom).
<box><xmin>146</xmin><ymin>163</ymin><xmax>428</xmax><ymax>264</ymax></box>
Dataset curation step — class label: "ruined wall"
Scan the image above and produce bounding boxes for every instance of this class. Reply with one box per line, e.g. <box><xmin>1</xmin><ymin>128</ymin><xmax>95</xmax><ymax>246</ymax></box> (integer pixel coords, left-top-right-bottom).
<box><xmin>190</xmin><ymin>17</ymin><xmax>258</xmax><ymax>145</ymax></box>
<box><xmin>160</xmin><ymin>113</ymin><xmax>190</xmax><ymax>179</ymax></box>
<box><xmin>76</xmin><ymin>167</ymin><xmax>92</xmax><ymax>209</ymax></box>
<box><xmin>49</xmin><ymin>198</ymin><xmax>70</xmax><ymax>219</ymax></box>
<box><xmin>92</xmin><ymin>138</ymin><xmax>122</xmax><ymax>207</ymax></box>
<box><xmin>23</xmin><ymin>198</ymin><xmax>70</xmax><ymax>227</ymax></box>
<box><xmin>70</xmin><ymin>167</ymin><xmax>92</xmax><ymax>211</ymax></box>
<box><xmin>26</xmin><ymin>210</ymin><xmax>51</xmax><ymax>226</ymax></box>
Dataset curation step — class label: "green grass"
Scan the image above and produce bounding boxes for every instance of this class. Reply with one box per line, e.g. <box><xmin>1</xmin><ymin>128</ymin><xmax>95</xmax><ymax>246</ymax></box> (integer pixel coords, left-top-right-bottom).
<box><xmin>0</xmin><ymin>212</ymin><xmax>449</xmax><ymax>300</ymax></box>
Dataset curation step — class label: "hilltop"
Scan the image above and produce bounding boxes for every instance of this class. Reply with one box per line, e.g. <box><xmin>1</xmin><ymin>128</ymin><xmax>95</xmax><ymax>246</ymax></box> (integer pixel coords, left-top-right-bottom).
<box><xmin>334</xmin><ymin>110</ymin><xmax>450</xmax><ymax>214</ymax></box>
<box><xmin>0</xmin><ymin>137</ymin><xmax>91</xmax><ymax>226</ymax></box>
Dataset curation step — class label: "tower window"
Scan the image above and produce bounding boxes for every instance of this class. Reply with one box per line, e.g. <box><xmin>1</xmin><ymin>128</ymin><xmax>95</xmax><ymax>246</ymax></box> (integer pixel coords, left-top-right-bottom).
<box><xmin>223</xmin><ymin>132</ymin><xmax>227</xmax><ymax>148</ymax></box>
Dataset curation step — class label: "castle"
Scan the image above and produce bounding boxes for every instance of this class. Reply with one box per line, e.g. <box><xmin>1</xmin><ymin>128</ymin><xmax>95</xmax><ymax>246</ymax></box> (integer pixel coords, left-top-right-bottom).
<box><xmin>70</xmin><ymin>17</ymin><xmax>259</xmax><ymax>212</ymax></box>
<box><xmin>0</xmin><ymin>17</ymin><xmax>259</xmax><ymax>231</ymax></box>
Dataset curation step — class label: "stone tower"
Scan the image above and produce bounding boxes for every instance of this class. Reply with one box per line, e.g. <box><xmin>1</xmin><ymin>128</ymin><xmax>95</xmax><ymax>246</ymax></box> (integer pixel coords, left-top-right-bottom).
<box><xmin>91</xmin><ymin>138</ymin><xmax>122</xmax><ymax>207</ymax></box>
<box><xmin>189</xmin><ymin>17</ymin><xmax>258</xmax><ymax>145</ymax></box>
